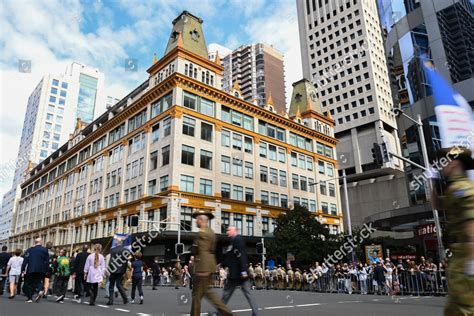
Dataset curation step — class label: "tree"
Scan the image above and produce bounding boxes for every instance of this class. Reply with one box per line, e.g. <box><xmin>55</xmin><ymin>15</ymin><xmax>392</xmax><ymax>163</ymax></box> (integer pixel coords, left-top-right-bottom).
<box><xmin>267</xmin><ymin>204</ymin><xmax>339</xmax><ymax>267</ymax></box>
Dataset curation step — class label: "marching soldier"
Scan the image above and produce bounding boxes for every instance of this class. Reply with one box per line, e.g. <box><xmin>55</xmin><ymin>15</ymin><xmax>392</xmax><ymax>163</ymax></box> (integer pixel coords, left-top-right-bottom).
<box><xmin>302</xmin><ymin>270</ymin><xmax>310</xmax><ymax>291</ymax></box>
<box><xmin>248</xmin><ymin>263</ymin><xmax>255</xmax><ymax>289</ymax></box>
<box><xmin>271</xmin><ymin>267</ymin><xmax>277</xmax><ymax>289</ymax></box>
<box><xmin>173</xmin><ymin>258</ymin><xmax>182</xmax><ymax>289</ymax></box>
<box><xmin>264</xmin><ymin>267</ymin><xmax>271</xmax><ymax>290</ymax></box>
<box><xmin>255</xmin><ymin>263</ymin><xmax>264</xmax><ymax>289</ymax></box>
<box><xmin>281</xmin><ymin>266</ymin><xmax>287</xmax><ymax>290</ymax></box>
<box><xmin>436</xmin><ymin>147</ymin><xmax>474</xmax><ymax>316</ymax></box>
<box><xmin>276</xmin><ymin>265</ymin><xmax>283</xmax><ymax>290</ymax></box>
<box><xmin>294</xmin><ymin>268</ymin><xmax>302</xmax><ymax>291</ymax></box>
<box><xmin>189</xmin><ymin>210</ymin><xmax>231</xmax><ymax>316</ymax></box>
<box><xmin>287</xmin><ymin>267</ymin><xmax>294</xmax><ymax>290</ymax></box>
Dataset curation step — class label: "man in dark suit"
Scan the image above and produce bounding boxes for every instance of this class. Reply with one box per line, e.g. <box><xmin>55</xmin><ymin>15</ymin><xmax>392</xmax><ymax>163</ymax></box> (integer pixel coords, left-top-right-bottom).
<box><xmin>106</xmin><ymin>238</ymin><xmax>129</xmax><ymax>305</ymax></box>
<box><xmin>150</xmin><ymin>257</ymin><xmax>160</xmax><ymax>290</ymax></box>
<box><xmin>21</xmin><ymin>237</ymin><xmax>49</xmax><ymax>302</ymax></box>
<box><xmin>373</xmin><ymin>262</ymin><xmax>386</xmax><ymax>295</ymax></box>
<box><xmin>0</xmin><ymin>245</ymin><xmax>12</xmax><ymax>295</ymax></box>
<box><xmin>190</xmin><ymin>210</ymin><xmax>231</xmax><ymax>316</ymax></box>
<box><xmin>222</xmin><ymin>226</ymin><xmax>259</xmax><ymax>316</ymax></box>
<box><xmin>73</xmin><ymin>245</ymin><xmax>89</xmax><ymax>302</ymax></box>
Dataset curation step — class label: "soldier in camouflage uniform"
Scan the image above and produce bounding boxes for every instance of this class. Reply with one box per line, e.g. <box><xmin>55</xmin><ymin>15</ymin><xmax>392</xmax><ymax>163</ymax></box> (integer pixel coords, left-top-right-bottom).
<box><xmin>254</xmin><ymin>263</ymin><xmax>264</xmax><ymax>290</ymax></box>
<box><xmin>294</xmin><ymin>268</ymin><xmax>302</xmax><ymax>291</ymax></box>
<box><xmin>437</xmin><ymin>147</ymin><xmax>474</xmax><ymax>316</ymax></box>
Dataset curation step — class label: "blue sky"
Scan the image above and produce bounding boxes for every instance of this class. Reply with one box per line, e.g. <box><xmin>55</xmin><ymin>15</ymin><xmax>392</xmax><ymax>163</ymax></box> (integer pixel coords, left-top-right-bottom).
<box><xmin>0</xmin><ymin>0</ymin><xmax>302</xmax><ymax>197</ymax></box>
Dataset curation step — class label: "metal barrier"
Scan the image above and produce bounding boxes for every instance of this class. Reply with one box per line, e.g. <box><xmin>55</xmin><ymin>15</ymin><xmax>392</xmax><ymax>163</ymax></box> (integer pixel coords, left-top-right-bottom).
<box><xmin>142</xmin><ymin>271</ymin><xmax>448</xmax><ymax>296</ymax></box>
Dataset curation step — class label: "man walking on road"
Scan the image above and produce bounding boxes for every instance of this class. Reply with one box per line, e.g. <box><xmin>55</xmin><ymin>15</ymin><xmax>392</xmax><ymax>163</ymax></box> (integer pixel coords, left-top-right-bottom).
<box><xmin>73</xmin><ymin>245</ymin><xmax>89</xmax><ymax>302</ymax></box>
<box><xmin>106</xmin><ymin>237</ymin><xmax>129</xmax><ymax>306</ymax></box>
<box><xmin>151</xmin><ymin>257</ymin><xmax>160</xmax><ymax>290</ymax></box>
<box><xmin>190</xmin><ymin>210</ymin><xmax>231</xmax><ymax>316</ymax></box>
<box><xmin>0</xmin><ymin>245</ymin><xmax>12</xmax><ymax>296</ymax></box>
<box><xmin>221</xmin><ymin>226</ymin><xmax>259</xmax><ymax>316</ymax></box>
<box><xmin>21</xmin><ymin>237</ymin><xmax>49</xmax><ymax>303</ymax></box>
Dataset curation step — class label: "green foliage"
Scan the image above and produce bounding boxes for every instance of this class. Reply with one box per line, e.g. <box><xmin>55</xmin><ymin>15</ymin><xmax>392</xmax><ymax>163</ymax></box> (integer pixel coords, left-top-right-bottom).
<box><xmin>267</xmin><ymin>204</ymin><xmax>339</xmax><ymax>267</ymax></box>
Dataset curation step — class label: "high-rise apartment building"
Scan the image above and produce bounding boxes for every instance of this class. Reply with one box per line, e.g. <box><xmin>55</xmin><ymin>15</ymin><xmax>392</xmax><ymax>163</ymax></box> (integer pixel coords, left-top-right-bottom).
<box><xmin>218</xmin><ymin>43</ymin><xmax>287</xmax><ymax>113</ymax></box>
<box><xmin>0</xmin><ymin>63</ymin><xmax>115</xmax><ymax>245</ymax></box>
<box><xmin>296</xmin><ymin>0</ymin><xmax>409</xmax><ymax>229</ymax></box>
<box><xmin>8</xmin><ymin>11</ymin><xmax>343</xmax><ymax>257</ymax></box>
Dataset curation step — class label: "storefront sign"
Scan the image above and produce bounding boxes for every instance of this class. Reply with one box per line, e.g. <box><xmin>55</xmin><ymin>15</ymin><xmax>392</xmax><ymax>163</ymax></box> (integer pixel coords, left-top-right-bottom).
<box><xmin>416</xmin><ymin>223</ymin><xmax>437</xmax><ymax>237</ymax></box>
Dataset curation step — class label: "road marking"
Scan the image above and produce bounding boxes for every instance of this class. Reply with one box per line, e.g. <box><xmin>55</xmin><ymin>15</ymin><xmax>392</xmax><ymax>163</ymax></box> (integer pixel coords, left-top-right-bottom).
<box><xmin>232</xmin><ymin>309</ymin><xmax>252</xmax><ymax>313</ymax></box>
<box><xmin>98</xmin><ymin>304</ymin><xmax>109</xmax><ymax>308</ymax></box>
<box><xmin>136</xmin><ymin>313</ymin><xmax>151</xmax><ymax>316</ymax></box>
<box><xmin>337</xmin><ymin>300</ymin><xmax>362</xmax><ymax>304</ymax></box>
<box><xmin>264</xmin><ymin>305</ymin><xmax>295</xmax><ymax>310</ymax></box>
<box><xmin>115</xmin><ymin>308</ymin><xmax>130</xmax><ymax>312</ymax></box>
<box><xmin>296</xmin><ymin>303</ymin><xmax>322</xmax><ymax>307</ymax></box>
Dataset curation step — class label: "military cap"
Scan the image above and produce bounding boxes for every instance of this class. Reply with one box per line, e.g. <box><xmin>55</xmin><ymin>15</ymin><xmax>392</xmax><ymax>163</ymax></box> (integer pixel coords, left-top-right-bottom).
<box><xmin>438</xmin><ymin>146</ymin><xmax>474</xmax><ymax>169</ymax></box>
<box><xmin>192</xmin><ymin>209</ymin><xmax>214</xmax><ymax>219</ymax></box>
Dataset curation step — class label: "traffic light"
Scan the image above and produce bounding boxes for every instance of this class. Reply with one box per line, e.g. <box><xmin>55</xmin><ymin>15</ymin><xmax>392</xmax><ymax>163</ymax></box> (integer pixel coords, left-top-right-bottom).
<box><xmin>381</xmin><ymin>142</ymin><xmax>389</xmax><ymax>162</ymax></box>
<box><xmin>256</xmin><ymin>242</ymin><xmax>264</xmax><ymax>255</ymax></box>
<box><xmin>128</xmin><ymin>215</ymin><xmax>139</xmax><ymax>227</ymax></box>
<box><xmin>371</xmin><ymin>143</ymin><xmax>384</xmax><ymax>167</ymax></box>
<box><xmin>175</xmin><ymin>243</ymin><xmax>184</xmax><ymax>255</ymax></box>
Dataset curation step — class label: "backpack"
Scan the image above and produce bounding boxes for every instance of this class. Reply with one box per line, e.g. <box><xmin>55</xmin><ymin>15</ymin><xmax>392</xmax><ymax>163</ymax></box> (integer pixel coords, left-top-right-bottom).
<box><xmin>57</xmin><ymin>256</ymin><xmax>71</xmax><ymax>277</ymax></box>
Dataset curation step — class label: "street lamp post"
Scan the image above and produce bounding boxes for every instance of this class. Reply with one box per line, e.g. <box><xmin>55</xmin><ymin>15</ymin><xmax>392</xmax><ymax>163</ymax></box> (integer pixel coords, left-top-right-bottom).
<box><xmin>395</xmin><ymin>110</ymin><xmax>445</xmax><ymax>261</ymax></box>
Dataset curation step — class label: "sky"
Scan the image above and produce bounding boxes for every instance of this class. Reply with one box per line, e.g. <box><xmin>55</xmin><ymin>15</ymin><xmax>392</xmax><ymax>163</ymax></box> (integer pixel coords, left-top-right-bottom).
<box><xmin>0</xmin><ymin>0</ymin><xmax>302</xmax><ymax>198</ymax></box>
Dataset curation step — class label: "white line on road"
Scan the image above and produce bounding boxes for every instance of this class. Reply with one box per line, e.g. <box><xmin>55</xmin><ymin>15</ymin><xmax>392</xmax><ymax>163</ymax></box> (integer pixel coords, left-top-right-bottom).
<box><xmin>264</xmin><ymin>305</ymin><xmax>295</xmax><ymax>310</ymax></box>
<box><xmin>136</xmin><ymin>313</ymin><xmax>151</xmax><ymax>316</ymax></box>
<box><xmin>232</xmin><ymin>309</ymin><xmax>252</xmax><ymax>313</ymax></box>
<box><xmin>337</xmin><ymin>301</ymin><xmax>363</xmax><ymax>304</ymax></box>
<box><xmin>296</xmin><ymin>303</ymin><xmax>322</xmax><ymax>307</ymax></box>
<box><xmin>97</xmin><ymin>304</ymin><xmax>109</xmax><ymax>308</ymax></box>
<box><xmin>115</xmin><ymin>308</ymin><xmax>131</xmax><ymax>312</ymax></box>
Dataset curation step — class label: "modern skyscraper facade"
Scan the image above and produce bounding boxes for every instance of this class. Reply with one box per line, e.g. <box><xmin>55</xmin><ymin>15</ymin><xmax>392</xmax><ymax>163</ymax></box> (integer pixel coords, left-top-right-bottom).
<box><xmin>8</xmin><ymin>11</ymin><xmax>343</xmax><ymax>255</ymax></box>
<box><xmin>296</xmin><ymin>0</ymin><xmax>409</xmax><ymax>229</ymax></box>
<box><xmin>219</xmin><ymin>43</ymin><xmax>287</xmax><ymax>113</ymax></box>
<box><xmin>0</xmin><ymin>63</ymin><xmax>113</xmax><ymax>245</ymax></box>
<box><xmin>368</xmin><ymin>0</ymin><xmax>474</xmax><ymax>239</ymax></box>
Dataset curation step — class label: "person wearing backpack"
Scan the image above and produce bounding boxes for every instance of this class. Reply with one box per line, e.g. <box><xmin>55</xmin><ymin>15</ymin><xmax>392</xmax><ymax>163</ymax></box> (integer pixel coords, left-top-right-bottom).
<box><xmin>54</xmin><ymin>249</ymin><xmax>71</xmax><ymax>303</ymax></box>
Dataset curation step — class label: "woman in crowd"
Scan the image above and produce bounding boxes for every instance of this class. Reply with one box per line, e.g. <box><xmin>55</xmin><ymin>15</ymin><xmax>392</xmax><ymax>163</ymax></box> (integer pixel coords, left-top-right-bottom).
<box><xmin>357</xmin><ymin>263</ymin><xmax>368</xmax><ymax>295</ymax></box>
<box><xmin>6</xmin><ymin>249</ymin><xmax>24</xmax><ymax>299</ymax></box>
<box><xmin>130</xmin><ymin>252</ymin><xmax>144</xmax><ymax>304</ymax></box>
<box><xmin>84</xmin><ymin>243</ymin><xmax>105</xmax><ymax>306</ymax></box>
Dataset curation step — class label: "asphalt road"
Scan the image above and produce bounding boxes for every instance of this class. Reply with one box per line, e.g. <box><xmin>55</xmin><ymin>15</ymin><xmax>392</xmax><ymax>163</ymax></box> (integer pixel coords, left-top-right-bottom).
<box><xmin>0</xmin><ymin>286</ymin><xmax>446</xmax><ymax>316</ymax></box>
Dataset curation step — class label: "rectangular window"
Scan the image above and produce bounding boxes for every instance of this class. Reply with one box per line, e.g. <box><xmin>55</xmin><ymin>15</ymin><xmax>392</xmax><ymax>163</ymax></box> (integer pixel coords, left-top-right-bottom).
<box><xmin>232</xmin><ymin>133</ymin><xmax>242</xmax><ymax>151</ymax></box>
<box><xmin>291</xmin><ymin>152</ymin><xmax>297</xmax><ymax>166</ymax></box>
<box><xmin>200</xmin><ymin>150</ymin><xmax>212</xmax><ymax>170</ymax></box>
<box><xmin>233</xmin><ymin>185</ymin><xmax>243</xmax><ymax>200</ymax></box>
<box><xmin>309</xmin><ymin>178</ymin><xmax>315</xmax><ymax>193</ymax></box>
<box><xmin>292</xmin><ymin>174</ymin><xmax>299</xmax><ymax>190</ymax></box>
<box><xmin>152</xmin><ymin>123</ymin><xmax>160</xmax><ymax>142</ymax></box>
<box><xmin>261</xmin><ymin>191</ymin><xmax>269</xmax><ymax>205</ymax></box>
<box><xmin>182</xmin><ymin>116</ymin><xmax>196</xmax><ymax>136</ymax></box>
<box><xmin>327</xmin><ymin>163</ymin><xmax>334</xmax><ymax>176</ymax></box>
<box><xmin>201</xmin><ymin>122</ymin><xmax>213</xmax><ymax>142</ymax></box>
<box><xmin>300</xmin><ymin>176</ymin><xmax>308</xmax><ymax>191</ymax></box>
<box><xmin>244</xmin><ymin>162</ymin><xmax>253</xmax><ymax>179</ymax></box>
<box><xmin>183</xmin><ymin>92</ymin><xmax>197</xmax><ymax>110</ymax></box>
<box><xmin>270</xmin><ymin>192</ymin><xmax>279</xmax><ymax>206</ymax></box>
<box><xmin>278</xmin><ymin>148</ymin><xmax>286</xmax><ymax>163</ymax></box>
<box><xmin>181</xmin><ymin>145</ymin><xmax>195</xmax><ymax>165</ymax></box>
<box><xmin>309</xmin><ymin>200</ymin><xmax>317</xmax><ymax>212</ymax></box>
<box><xmin>320</xmin><ymin>182</ymin><xmax>327</xmax><ymax>195</ymax></box>
<box><xmin>298</xmin><ymin>155</ymin><xmax>306</xmax><ymax>169</ymax></box>
<box><xmin>318</xmin><ymin>161</ymin><xmax>325</xmax><ymax>174</ymax></box>
<box><xmin>221</xmin><ymin>155</ymin><xmax>231</xmax><ymax>174</ymax></box>
<box><xmin>268</xmin><ymin>145</ymin><xmax>277</xmax><ymax>161</ymax></box>
<box><xmin>199</xmin><ymin>178</ymin><xmax>212</xmax><ymax>195</ymax></box>
<box><xmin>329</xmin><ymin>183</ymin><xmax>336</xmax><ymax>197</ymax></box>
<box><xmin>162</xmin><ymin>145</ymin><xmax>170</xmax><ymax>166</ymax></box>
<box><xmin>279</xmin><ymin>170</ymin><xmax>287</xmax><ymax>187</ymax></box>
<box><xmin>180</xmin><ymin>175</ymin><xmax>194</xmax><ymax>192</ymax></box>
<box><xmin>321</xmin><ymin>202</ymin><xmax>329</xmax><ymax>214</ymax></box>
<box><xmin>260</xmin><ymin>166</ymin><xmax>268</xmax><ymax>182</ymax></box>
<box><xmin>306</xmin><ymin>157</ymin><xmax>313</xmax><ymax>171</ymax></box>
<box><xmin>221</xmin><ymin>130</ymin><xmax>231</xmax><ymax>147</ymax></box>
<box><xmin>259</xmin><ymin>142</ymin><xmax>267</xmax><ymax>158</ymax></box>
<box><xmin>245</xmin><ymin>188</ymin><xmax>254</xmax><ymax>202</ymax></box>
<box><xmin>244</xmin><ymin>137</ymin><xmax>253</xmax><ymax>153</ymax></box>
<box><xmin>160</xmin><ymin>175</ymin><xmax>169</xmax><ymax>192</ymax></box>
<box><xmin>150</xmin><ymin>150</ymin><xmax>158</xmax><ymax>170</ymax></box>
<box><xmin>232</xmin><ymin>158</ymin><xmax>243</xmax><ymax>177</ymax></box>
<box><xmin>199</xmin><ymin>98</ymin><xmax>215</xmax><ymax>116</ymax></box>
<box><xmin>221</xmin><ymin>183</ymin><xmax>231</xmax><ymax>198</ymax></box>
<box><xmin>269</xmin><ymin>168</ymin><xmax>278</xmax><ymax>185</ymax></box>
<box><xmin>281</xmin><ymin>194</ymin><xmax>288</xmax><ymax>208</ymax></box>
<box><xmin>330</xmin><ymin>203</ymin><xmax>337</xmax><ymax>215</ymax></box>
<box><xmin>163</xmin><ymin>117</ymin><xmax>171</xmax><ymax>136</ymax></box>
<box><xmin>246</xmin><ymin>215</ymin><xmax>254</xmax><ymax>236</ymax></box>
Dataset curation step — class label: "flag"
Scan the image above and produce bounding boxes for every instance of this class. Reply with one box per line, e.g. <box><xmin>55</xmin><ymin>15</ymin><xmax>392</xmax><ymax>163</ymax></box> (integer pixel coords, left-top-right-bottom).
<box><xmin>112</xmin><ymin>233</ymin><xmax>132</xmax><ymax>250</ymax></box>
<box><xmin>423</xmin><ymin>60</ymin><xmax>474</xmax><ymax>148</ymax></box>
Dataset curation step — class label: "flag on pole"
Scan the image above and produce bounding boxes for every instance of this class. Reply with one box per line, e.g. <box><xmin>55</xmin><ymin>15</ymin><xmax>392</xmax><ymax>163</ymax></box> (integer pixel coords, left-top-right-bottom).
<box><xmin>422</xmin><ymin>58</ymin><xmax>474</xmax><ymax>178</ymax></box>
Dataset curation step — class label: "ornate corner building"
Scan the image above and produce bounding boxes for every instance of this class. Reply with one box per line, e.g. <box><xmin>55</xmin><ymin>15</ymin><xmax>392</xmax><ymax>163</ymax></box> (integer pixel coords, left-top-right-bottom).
<box><xmin>9</xmin><ymin>11</ymin><xmax>343</xmax><ymax>258</ymax></box>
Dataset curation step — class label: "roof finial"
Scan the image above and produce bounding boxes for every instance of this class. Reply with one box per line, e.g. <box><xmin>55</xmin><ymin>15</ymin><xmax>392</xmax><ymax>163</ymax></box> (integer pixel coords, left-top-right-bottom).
<box><xmin>215</xmin><ymin>50</ymin><xmax>221</xmax><ymax>64</ymax></box>
<box><xmin>153</xmin><ymin>51</ymin><xmax>157</xmax><ymax>64</ymax></box>
<box><xmin>267</xmin><ymin>92</ymin><xmax>274</xmax><ymax>106</ymax></box>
